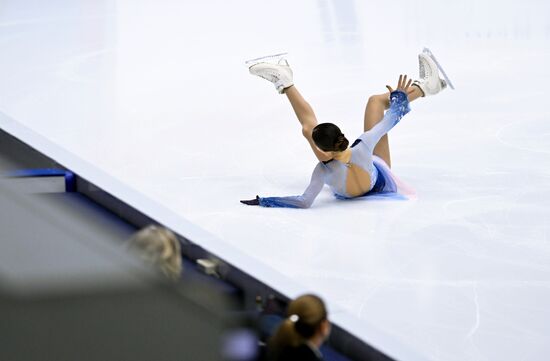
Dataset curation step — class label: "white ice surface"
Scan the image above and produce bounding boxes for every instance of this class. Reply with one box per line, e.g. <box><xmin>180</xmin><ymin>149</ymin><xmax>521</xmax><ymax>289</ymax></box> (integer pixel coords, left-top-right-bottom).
<box><xmin>1</xmin><ymin>1</ymin><xmax>550</xmax><ymax>360</ymax></box>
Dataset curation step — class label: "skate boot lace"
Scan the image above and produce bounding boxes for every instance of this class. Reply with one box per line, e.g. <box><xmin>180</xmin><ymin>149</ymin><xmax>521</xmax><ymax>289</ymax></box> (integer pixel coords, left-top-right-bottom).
<box><xmin>257</xmin><ymin>69</ymin><xmax>281</xmax><ymax>83</ymax></box>
<box><xmin>419</xmin><ymin>59</ymin><xmax>426</xmax><ymax>79</ymax></box>
<box><xmin>253</xmin><ymin>60</ymin><xmax>291</xmax><ymax>84</ymax></box>
<box><xmin>422</xmin><ymin>59</ymin><xmax>433</xmax><ymax>80</ymax></box>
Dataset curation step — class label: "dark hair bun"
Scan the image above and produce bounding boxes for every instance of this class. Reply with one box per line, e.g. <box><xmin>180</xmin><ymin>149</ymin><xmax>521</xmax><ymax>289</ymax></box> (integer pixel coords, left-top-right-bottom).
<box><xmin>335</xmin><ymin>135</ymin><xmax>349</xmax><ymax>152</ymax></box>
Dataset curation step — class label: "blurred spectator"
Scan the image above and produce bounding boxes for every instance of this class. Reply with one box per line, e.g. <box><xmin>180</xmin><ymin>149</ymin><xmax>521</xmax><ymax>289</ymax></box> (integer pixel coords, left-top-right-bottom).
<box><xmin>267</xmin><ymin>294</ymin><xmax>330</xmax><ymax>361</ymax></box>
<box><xmin>128</xmin><ymin>225</ymin><xmax>182</xmax><ymax>280</ymax></box>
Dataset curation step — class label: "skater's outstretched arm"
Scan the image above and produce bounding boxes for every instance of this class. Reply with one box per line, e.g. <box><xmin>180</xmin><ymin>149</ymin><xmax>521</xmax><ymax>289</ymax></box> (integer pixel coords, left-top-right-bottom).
<box><xmin>359</xmin><ymin>75</ymin><xmax>412</xmax><ymax>152</ymax></box>
<box><xmin>241</xmin><ymin>163</ymin><xmax>326</xmax><ymax>209</ymax></box>
<box><xmin>285</xmin><ymin>86</ymin><xmax>333</xmax><ymax>162</ymax></box>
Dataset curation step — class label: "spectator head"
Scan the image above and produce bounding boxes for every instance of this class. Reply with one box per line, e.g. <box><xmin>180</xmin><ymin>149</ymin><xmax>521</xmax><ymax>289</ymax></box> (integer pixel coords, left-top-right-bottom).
<box><xmin>128</xmin><ymin>225</ymin><xmax>182</xmax><ymax>280</ymax></box>
<box><xmin>268</xmin><ymin>294</ymin><xmax>330</xmax><ymax>357</ymax></box>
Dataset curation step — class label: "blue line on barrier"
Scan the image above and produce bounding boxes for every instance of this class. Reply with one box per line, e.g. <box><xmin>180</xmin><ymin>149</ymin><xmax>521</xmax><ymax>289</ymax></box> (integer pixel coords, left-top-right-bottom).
<box><xmin>7</xmin><ymin>168</ymin><xmax>76</xmax><ymax>192</ymax></box>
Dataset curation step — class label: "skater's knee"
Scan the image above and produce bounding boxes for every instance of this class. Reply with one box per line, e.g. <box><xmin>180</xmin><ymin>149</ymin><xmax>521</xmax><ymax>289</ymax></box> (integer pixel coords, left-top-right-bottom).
<box><xmin>367</xmin><ymin>95</ymin><xmax>378</xmax><ymax>104</ymax></box>
<box><xmin>302</xmin><ymin>126</ymin><xmax>313</xmax><ymax>139</ymax></box>
<box><xmin>367</xmin><ymin>94</ymin><xmax>389</xmax><ymax>108</ymax></box>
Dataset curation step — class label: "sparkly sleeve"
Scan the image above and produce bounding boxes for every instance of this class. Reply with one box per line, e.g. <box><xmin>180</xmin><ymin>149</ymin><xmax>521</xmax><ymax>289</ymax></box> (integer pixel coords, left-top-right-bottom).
<box><xmin>258</xmin><ymin>163</ymin><xmax>325</xmax><ymax>209</ymax></box>
<box><xmin>358</xmin><ymin>90</ymin><xmax>411</xmax><ymax>152</ymax></box>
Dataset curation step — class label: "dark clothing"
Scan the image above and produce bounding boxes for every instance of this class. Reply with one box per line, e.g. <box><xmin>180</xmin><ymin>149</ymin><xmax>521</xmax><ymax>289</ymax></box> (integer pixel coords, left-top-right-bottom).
<box><xmin>278</xmin><ymin>344</ymin><xmax>323</xmax><ymax>361</ymax></box>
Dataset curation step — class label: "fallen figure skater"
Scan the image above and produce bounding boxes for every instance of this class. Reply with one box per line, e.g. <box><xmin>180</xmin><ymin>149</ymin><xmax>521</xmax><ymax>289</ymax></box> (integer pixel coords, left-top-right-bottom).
<box><xmin>241</xmin><ymin>49</ymin><xmax>453</xmax><ymax>208</ymax></box>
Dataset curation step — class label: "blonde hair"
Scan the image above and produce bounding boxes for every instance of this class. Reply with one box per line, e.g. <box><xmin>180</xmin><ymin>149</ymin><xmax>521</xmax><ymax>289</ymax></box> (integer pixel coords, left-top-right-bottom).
<box><xmin>268</xmin><ymin>294</ymin><xmax>327</xmax><ymax>359</ymax></box>
<box><xmin>128</xmin><ymin>225</ymin><xmax>182</xmax><ymax>280</ymax></box>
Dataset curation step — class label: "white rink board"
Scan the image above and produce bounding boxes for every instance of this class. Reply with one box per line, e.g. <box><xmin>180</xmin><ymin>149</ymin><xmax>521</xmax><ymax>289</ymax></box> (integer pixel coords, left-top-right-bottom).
<box><xmin>1</xmin><ymin>1</ymin><xmax>550</xmax><ymax>360</ymax></box>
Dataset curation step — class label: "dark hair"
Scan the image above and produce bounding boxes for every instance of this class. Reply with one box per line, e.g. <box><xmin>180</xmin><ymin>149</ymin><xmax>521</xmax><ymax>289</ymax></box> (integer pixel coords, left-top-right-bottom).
<box><xmin>312</xmin><ymin>123</ymin><xmax>349</xmax><ymax>152</ymax></box>
<box><xmin>267</xmin><ymin>294</ymin><xmax>328</xmax><ymax>359</ymax></box>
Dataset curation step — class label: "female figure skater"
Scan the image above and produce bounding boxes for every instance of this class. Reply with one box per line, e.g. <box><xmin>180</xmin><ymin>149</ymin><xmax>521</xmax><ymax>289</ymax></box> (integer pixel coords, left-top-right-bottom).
<box><xmin>241</xmin><ymin>50</ymin><xmax>451</xmax><ymax>208</ymax></box>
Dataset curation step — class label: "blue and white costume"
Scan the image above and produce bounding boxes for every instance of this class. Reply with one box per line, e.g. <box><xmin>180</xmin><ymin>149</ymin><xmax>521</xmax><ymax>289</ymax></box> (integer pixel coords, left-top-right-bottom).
<box><xmin>259</xmin><ymin>90</ymin><xmax>411</xmax><ymax>208</ymax></box>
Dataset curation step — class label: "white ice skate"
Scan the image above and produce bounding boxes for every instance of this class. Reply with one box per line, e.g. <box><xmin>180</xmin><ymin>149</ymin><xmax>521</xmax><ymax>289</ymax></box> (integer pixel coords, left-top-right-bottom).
<box><xmin>413</xmin><ymin>48</ymin><xmax>454</xmax><ymax>96</ymax></box>
<box><xmin>247</xmin><ymin>53</ymin><xmax>293</xmax><ymax>94</ymax></box>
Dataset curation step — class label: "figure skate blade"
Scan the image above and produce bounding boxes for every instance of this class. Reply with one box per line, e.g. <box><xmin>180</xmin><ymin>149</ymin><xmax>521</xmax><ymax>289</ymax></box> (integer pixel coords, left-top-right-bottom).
<box><xmin>245</xmin><ymin>52</ymin><xmax>288</xmax><ymax>67</ymax></box>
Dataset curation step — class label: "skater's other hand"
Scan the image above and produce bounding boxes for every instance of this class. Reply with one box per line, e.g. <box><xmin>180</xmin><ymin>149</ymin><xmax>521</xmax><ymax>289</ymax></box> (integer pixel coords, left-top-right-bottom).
<box><xmin>386</xmin><ymin>74</ymin><xmax>412</xmax><ymax>94</ymax></box>
<box><xmin>240</xmin><ymin>195</ymin><xmax>260</xmax><ymax>206</ymax></box>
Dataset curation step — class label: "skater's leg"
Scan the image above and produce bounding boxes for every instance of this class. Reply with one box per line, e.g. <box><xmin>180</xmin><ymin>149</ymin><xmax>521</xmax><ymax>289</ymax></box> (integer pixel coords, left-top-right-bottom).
<box><xmin>284</xmin><ymin>85</ymin><xmax>318</xmax><ymax>132</ymax></box>
<box><xmin>285</xmin><ymin>86</ymin><xmax>332</xmax><ymax>162</ymax></box>
<box><xmin>248</xmin><ymin>57</ymin><xmax>330</xmax><ymax>161</ymax></box>
<box><xmin>363</xmin><ymin>86</ymin><xmax>422</xmax><ymax>167</ymax></box>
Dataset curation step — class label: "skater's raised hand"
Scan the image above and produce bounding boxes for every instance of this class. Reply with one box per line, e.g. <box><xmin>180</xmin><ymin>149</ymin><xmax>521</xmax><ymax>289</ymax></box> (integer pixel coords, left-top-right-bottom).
<box><xmin>386</xmin><ymin>74</ymin><xmax>412</xmax><ymax>93</ymax></box>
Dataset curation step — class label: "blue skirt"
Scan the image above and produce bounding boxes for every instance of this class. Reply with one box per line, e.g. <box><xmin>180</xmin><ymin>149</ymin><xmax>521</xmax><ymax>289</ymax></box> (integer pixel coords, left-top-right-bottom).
<box><xmin>368</xmin><ymin>156</ymin><xmax>398</xmax><ymax>194</ymax></box>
